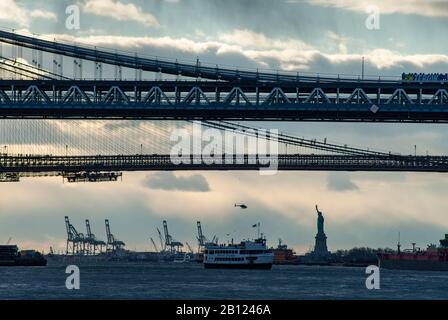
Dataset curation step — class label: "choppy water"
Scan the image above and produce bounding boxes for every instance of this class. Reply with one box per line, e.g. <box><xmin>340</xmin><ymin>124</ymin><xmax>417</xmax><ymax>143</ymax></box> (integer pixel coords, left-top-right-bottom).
<box><xmin>0</xmin><ymin>262</ymin><xmax>447</xmax><ymax>300</ymax></box>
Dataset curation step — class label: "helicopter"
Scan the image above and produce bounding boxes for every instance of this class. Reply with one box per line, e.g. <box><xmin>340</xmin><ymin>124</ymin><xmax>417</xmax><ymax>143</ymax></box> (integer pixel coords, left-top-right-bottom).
<box><xmin>234</xmin><ymin>204</ymin><xmax>247</xmax><ymax>209</ymax></box>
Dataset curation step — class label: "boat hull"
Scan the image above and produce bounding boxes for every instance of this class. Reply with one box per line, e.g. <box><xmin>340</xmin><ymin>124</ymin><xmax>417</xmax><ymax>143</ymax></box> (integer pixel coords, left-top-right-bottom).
<box><xmin>204</xmin><ymin>263</ymin><xmax>272</xmax><ymax>270</ymax></box>
<box><xmin>379</xmin><ymin>259</ymin><xmax>448</xmax><ymax>271</ymax></box>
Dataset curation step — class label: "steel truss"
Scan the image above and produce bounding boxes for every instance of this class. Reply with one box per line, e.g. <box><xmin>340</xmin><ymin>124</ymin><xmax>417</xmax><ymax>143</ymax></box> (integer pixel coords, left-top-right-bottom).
<box><xmin>1</xmin><ymin>154</ymin><xmax>448</xmax><ymax>175</ymax></box>
<box><xmin>0</xmin><ymin>80</ymin><xmax>447</xmax><ymax>121</ymax></box>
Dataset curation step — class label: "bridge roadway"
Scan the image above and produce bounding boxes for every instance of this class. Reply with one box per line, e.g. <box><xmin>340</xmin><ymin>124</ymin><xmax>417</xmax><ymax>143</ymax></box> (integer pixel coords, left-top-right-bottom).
<box><xmin>1</xmin><ymin>154</ymin><xmax>448</xmax><ymax>174</ymax></box>
<box><xmin>1</xmin><ymin>79</ymin><xmax>448</xmax><ymax>121</ymax></box>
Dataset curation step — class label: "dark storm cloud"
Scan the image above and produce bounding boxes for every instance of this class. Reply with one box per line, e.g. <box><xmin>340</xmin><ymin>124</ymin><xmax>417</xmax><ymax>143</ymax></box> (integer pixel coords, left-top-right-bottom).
<box><xmin>327</xmin><ymin>172</ymin><xmax>359</xmax><ymax>192</ymax></box>
<box><xmin>143</xmin><ymin>172</ymin><xmax>210</xmax><ymax>192</ymax></box>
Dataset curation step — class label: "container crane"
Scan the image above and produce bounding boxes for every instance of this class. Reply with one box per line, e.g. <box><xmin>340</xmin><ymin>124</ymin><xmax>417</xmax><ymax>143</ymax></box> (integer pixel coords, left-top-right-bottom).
<box><xmin>85</xmin><ymin>219</ymin><xmax>106</xmax><ymax>254</ymax></box>
<box><xmin>185</xmin><ymin>242</ymin><xmax>194</xmax><ymax>254</ymax></box>
<box><xmin>150</xmin><ymin>237</ymin><xmax>159</xmax><ymax>253</ymax></box>
<box><xmin>197</xmin><ymin>221</ymin><xmax>207</xmax><ymax>247</ymax></box>
<box><xmin>65</xmin><ymin>216</ymin><xmax>85</xmax><ymax>255</ymax></box>
<box><xmin>163</xmin><ymin>220</ymin><xmax>183</xmax><ymax>253</ymax></box>
<box><xmin>157</xmin><ymin>228</ymin><xmax>165</xmax><ymax>252</ymax></box>
<box><xmin>105</xmin><ymin>219</ymin><xmax>125</xmax><ymax>252</ymax></box>
<box><xmin>85</xmin><ymin>219</ymin><xmax>94</xmax><ymax>254</ymax></box>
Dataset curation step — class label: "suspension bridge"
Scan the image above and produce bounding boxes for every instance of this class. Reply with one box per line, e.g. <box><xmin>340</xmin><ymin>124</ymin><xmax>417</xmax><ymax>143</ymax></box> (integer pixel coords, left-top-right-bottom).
<box><xmin>0</xmin><ymin>28</ymin><xmax>446</xmax><ymax>182</ymax></box>
<box><xmin>1</xmin><ymin>118</ymin><xmax>447</xmax><ymax>182</ymax></box>
<box><xmin>0</xmin><ymin>29</ymin><xmax>447</xmax><ymax>122</ymax></box>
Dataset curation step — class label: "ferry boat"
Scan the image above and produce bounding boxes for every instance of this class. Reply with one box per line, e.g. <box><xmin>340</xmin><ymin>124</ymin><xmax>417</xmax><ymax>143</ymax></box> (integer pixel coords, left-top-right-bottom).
<box><xmin>204</xmin><ymin>237</ymin><xmax>273</xmax><ymax>269</ymax></box>
<box><xmin>272</xmin><ymin>239</ymin><xmax>298</xmax><ymax>265</ymax></box>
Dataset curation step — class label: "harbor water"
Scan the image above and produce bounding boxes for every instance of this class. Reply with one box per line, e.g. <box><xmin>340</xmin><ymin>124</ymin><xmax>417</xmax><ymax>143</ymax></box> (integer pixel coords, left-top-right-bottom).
<box><xmin>1</xmin><ymin>263</ymin><xmax>448</xmax><ymax>300</ymax></box>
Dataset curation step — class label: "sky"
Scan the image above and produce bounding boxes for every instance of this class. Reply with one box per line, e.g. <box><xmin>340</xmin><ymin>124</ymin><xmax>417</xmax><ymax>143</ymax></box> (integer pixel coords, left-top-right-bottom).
<box><xmin>1</xmin><ymin>0</ymin><xmax>448</xmax><ymax>254</ymax></box>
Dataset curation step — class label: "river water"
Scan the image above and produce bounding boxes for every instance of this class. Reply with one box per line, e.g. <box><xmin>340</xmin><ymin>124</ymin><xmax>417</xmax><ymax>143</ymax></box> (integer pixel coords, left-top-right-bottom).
<box><xmin>0</xmin><ymin>263</ymin><xmax>447</xmax><ymax>300</ymax></box>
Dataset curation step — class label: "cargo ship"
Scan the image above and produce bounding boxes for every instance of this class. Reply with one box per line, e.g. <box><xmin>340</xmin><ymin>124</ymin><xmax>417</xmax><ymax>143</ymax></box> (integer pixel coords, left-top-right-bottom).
<box><xmin>204</xmin><ymin>237</ymin><xmax>273</xmax><ymax>269</ymax></box>
<box><xmin>0</xmin><ymin>245</ymin><xmax>47</xmax><ymax>267</ymax></box>
<box><xmin>378</xmin><ymin>234</ymin><xmax>448</xmax><ymax>271</ymax></box>
<box><xmin>272</xmin><ymin>239</ymin><xmax>298</xmax><ymax>265</ymax></box>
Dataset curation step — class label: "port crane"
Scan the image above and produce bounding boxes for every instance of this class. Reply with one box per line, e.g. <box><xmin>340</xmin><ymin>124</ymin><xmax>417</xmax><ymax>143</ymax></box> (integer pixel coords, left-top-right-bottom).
<box><xmin>85</xmin><ymin>219</ymin><xmax>106</xmax><ymax>255</ymax></box>
<box><xmin>197</xmin><ymin>221</ymin><xmax>206</xmax><ymax>247</ymax></box>
<box><xmin>163</xmin><ymin>220</ymin><xmax>183</xmax><ymax>253</ymax></box>
<box><xmin>105</xmin><ymin>219</ymin><xmax>125</xmax><ymax>252</ymax></box>
<box><xmin>65</xmin><ymin>216</ymin><xmax>86</xmax><ymax>255</ymax></box>
<box><xmin>150</xmin><ymin>237</ymin><xmax>159</xmax><ymax>253</ymax></box>
<box><xmin>185</xmin><ymin>242</ymin><xmax>194</xmax><ymax>254</ymax></box>
<box><xmin>157</xmin><ymin>228</ymin><xmax>165</xmax><ymax>252</ymax></box>
<box><xmin>197</xmin><ymin>221</ymin><xmax>215</xmax><ymax>251</ymax></box>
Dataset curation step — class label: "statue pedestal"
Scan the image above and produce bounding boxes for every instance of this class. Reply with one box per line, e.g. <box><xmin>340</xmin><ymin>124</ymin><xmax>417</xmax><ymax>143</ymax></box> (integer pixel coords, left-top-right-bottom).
<box><xmin>314</xmin><ymin>233</ymin><xmax>329</xmax><ymax>257</ymax></box>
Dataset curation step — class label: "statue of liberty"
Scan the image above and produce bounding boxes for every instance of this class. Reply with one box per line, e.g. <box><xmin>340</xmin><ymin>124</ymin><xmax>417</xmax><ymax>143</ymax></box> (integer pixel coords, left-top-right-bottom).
<box><xmin>315</xmin><ymin>205</ymin><xmax>324</xmax><ymax>235</ymax></box>
<box><xmin>313</xmin><ymin>205</ymin><xmax>329</xmax><ymax>257</ymax></box>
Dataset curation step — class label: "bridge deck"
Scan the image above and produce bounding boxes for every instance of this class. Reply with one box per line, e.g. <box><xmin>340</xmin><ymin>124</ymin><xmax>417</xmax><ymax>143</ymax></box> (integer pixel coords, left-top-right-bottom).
<box><xmin>0</xmin><ymin>80</ymin><xmax>448</xmax><ymax>122</ymax></box>
<box><xmin>1</xmin><ymin>154</ymin><xmax>448</xmax><ymax>173</ymax></box>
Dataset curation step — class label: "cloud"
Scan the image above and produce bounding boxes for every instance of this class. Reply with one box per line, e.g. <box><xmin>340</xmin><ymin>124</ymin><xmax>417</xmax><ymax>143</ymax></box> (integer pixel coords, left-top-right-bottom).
<box><xmin>218</xmin><ymin>29</ymin><xmax>313</xmax><ymax>51</ymax></box>
<box><xmin>83</xmin><ymin>0</ymin><xmax>160</xmax><ymax>28</ymax></box>
<box><xmin>46</xmin><ymin>32</ymin><xmax>214</xmax><ymax>53</ymax></box>
<box><xmin>327</xmin><ymin>172</ymin><xmax>359</xmax><ymax>192</ymax></box>
<box><xmin>0</xmin><ymin>0</ymin><xmax>28</xmax><ymax>26</ymax></box>
<box><xmin>40</xmin><ymin>28</ymin><xmax>448</xmax><ymax>75</ymax></box>
<box><xmin>143</xmin><ymin>172</ymin><xmax>210</xmax><ymax>192</ymax></box>
<box><xmin>215</xmin><ymin>30</ymin><xmax>448</xmax><ymax>71</ymax></box>
<box><xmin>29</xmin><ymin>9</ymin><xmax>57</xmax><ymax>21</ymax></box>
<box><xmin>300</xmin><ymin>0</ymin><xmax>448</xmax><ymax>17</ymax></box>
<box><xmin>0</xmin><ymin>0</ymin><xmax>57</xmax><ymax>27</ymax></box>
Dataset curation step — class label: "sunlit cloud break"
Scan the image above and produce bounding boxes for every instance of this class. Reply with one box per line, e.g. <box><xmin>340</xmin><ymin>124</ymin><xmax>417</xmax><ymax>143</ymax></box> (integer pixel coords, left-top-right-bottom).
<box><xmin>38</xmin><ymin>29</ymin><xmax>448</xmax><ymax>73</ymax></box>
<box><xmin>300</xmin><ymin>0</ymin><xmax>448</xmax><ymax>17</ymax></box>
<box><xmin>83</xmin><ymin>0</ymin><xmax>160</xmax><ymax>27</ymax></box>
